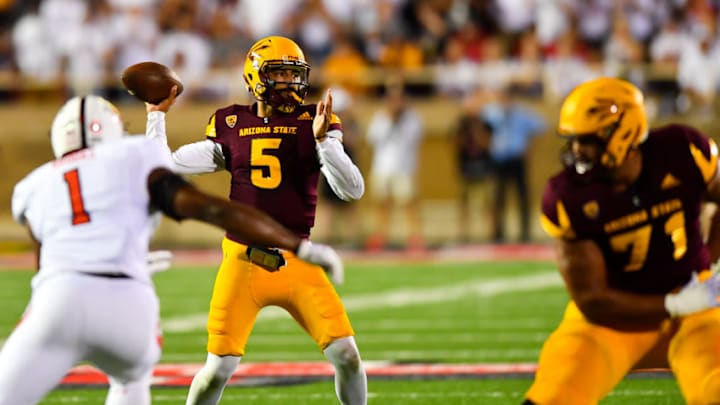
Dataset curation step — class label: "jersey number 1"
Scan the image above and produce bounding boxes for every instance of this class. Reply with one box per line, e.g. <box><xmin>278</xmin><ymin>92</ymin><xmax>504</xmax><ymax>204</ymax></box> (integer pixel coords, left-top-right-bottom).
<box><xmin>63</xmin><ymin>169</ymin><xmax>91</xmax><ymax>225</ymax></box>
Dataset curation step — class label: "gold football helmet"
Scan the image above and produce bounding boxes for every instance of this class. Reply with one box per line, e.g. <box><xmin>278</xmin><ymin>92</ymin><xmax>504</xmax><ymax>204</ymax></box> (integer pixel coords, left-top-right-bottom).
<box><xmin>559</xmin><ymin>77</ymin><xmax>648</xmax><ymax>170</ymax></box>
<box><xmin>243</xmin><ymin>36</ymin><xmax>310</xmax><ymax>113</ymax></box>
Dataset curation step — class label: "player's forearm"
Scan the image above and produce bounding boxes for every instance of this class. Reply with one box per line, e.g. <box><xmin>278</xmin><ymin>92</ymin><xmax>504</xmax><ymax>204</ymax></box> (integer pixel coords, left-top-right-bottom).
<box><xmin>317</xmin><ymin>137</ymin><xmax>364</xmax><ymax>200</ymax></box>
<box><xmin>175</xmin><ymin>187</ymin><xmax>301</xmax><ymax>251</ymax></box>
<box><xmin>574</xmin><ymin>291</ymin><xmax>668</xmax><ymax>330</ymax></box>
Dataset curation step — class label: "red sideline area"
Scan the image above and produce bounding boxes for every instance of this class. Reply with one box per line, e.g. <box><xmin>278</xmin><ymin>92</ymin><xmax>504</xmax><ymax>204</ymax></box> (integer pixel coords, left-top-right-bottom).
<box><xmin>61</xmin><ymin>362</ymin><xmax>671</xmax><ymax>387</ymax></box>
<box><xmin>0</xmin><ymin>244</ymin><xmax>556</xmax><ymax>269</ymax></box>
<box><xmin>64</xmin><ymin>362</ymin><xmax>541</xmax><ymax>387</ymax></box>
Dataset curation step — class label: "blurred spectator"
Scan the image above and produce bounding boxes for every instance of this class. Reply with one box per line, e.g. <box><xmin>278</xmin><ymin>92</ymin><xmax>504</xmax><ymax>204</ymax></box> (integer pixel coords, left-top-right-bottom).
<box><xmin>434</xmin><ymin>34</ymin><xmax>479</xmax><ymax>97</ymax></box>
<box><xmin>154</xmin><ymin>0</ymin><xmax>211</xmax><ymax>98</ymax></box>
<box><xmin>493</xmin><ymin>0</ymin><xmax>536</xmax><ymax>39</ymax></box>
<box><xmin>320</xmin><ymin>34</ymin><xmax>371</xmax><ymax>95</ymax></box>
<box><xmin>647</xmin><ymin>9</ymin><xmax>691</xmax><ymax>115</ymax></box>
<box><xmin>543</xmin><ymin>26</ymin><xmax>599</xmax><ymax>101</ymax></box>
<box><xmin>475</xmin><ymin>35</ymin><xmax>512</xmax><ymax>92</ymax></box>
<box><xmin>509</xmin><ymin>29</ymin><xmax>543</xmax><ymax>96</ymax></box>
<box><xmin>110</xmin><ymin>4</ymin><xmax>159</xmax><ymax>76</ymax></box>
<box><xmin>574</xmin><ymin>0</ymin><xmax>613</xmax><ymax>53</ymax></box>
<box><xmin>602</xmin><ymin>13</ymin><xmax>645</xmax><ymax>84</ymax></box>
<box><xmin>199</xmin><ymin>0</ymin><xmax>248</xmax><ymax>68</ymax></box>
<box><xmin>377</xmin><ymin>26</ymin><xmax>424</xmax><ymax>72</ymax></box>
<box><xmin>482</xmin><ymin>87</ymin><xmax>545</xmax><ymax>243</ymax></box>
<box><xmin>365</xmin><ymin>80</ymin><xmax>424</xmax><ymax>252</ymax></box>
<box><xmin>232</xmin><ymin>0</ymin><xmax>301</xmax><ymax>40</ymax></box>
<box><xmin>285</xmin><ymin>0</ymin><xmax>341</xmax><ymax>64</ymax></box>
<box><xmin>317</xmin><ymin>87</ymin><xmax>361</xmax><ymax>247</ymax></box>
<box><xmin>535</xmin><ymin>0</ymin><xmax>572</xmax><ymax>49</ymax></box>
<box><xmin>676</xmin><ymin>34</ymin><xmax>720</xmax><ymax>116</ymax></box>
<box><xmin>455</xmin><ymin>112</ymin><xmax>493</xmax><ymax>243</ymax></box>
<box><xmin>12</xmin><ymin>4</ymin><xmax>59</xmax><ymax>84</ymax></box>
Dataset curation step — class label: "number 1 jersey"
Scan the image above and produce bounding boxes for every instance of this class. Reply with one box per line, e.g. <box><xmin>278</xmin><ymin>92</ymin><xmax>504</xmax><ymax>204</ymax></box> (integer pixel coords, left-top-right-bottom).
<box><xmin>11</xmin><ymin>137</ymin><xmax>174</xmax><ymax>287</ymax></box>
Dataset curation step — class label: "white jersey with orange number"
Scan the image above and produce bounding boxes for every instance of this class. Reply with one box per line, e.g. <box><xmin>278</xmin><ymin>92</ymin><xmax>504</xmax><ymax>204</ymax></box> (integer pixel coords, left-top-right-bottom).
<box><xmin>11</xmin><ymin>136</ymin><xmax>174</xmax><ymax>288</ymax></box>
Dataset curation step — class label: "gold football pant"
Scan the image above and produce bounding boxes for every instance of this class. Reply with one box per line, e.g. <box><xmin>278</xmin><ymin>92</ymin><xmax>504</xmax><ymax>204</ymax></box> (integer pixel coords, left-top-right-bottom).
<box><xmin>205</xmin><ymin>238</ymin><xmax>354</xmax><ymax>356</ymax></box>
<box><xmin>525</xmin><ymin>301</ymin><xmax>720</xmax><ymax>405</ymax></box>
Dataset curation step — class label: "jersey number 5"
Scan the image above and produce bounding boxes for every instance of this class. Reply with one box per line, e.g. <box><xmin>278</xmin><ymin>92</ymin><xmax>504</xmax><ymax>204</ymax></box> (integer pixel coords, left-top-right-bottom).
<box><xmin>251</xmin><ymin>138</ymin><xmax>282</xmax><ymax>189</ymax></box>
<box><xmin>610</xmin><ymin>211</ymin><xmax>687</xmax><ymax>271</ymax></box>
<box><xmin>63</xmin><ymin>169</ymin><xmax>91</xmax><ymax>225</ymax></box>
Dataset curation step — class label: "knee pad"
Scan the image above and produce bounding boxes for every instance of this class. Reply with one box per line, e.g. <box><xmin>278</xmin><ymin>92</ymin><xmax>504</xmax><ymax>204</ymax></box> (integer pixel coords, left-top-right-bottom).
<box><xmin>324</xmin><ymin>337</ymin><xmax>361</xmax><ymax>371</ymax></box>
<box><xmin>201</xmin><ymin>354</ymin><xmax>240</xmax><ymax>382</ymax></box>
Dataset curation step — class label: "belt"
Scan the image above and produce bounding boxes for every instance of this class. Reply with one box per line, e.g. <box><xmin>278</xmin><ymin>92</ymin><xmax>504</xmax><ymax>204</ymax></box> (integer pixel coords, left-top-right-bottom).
<box><xmin>244</xmin><ymin>245</ymin><xmax>286</xmax><ymax>272</ymax></box>
<box><xmin>81</xmin><ymin>271</ymin><xmax>131</xmax><ymax>279</ymax></box>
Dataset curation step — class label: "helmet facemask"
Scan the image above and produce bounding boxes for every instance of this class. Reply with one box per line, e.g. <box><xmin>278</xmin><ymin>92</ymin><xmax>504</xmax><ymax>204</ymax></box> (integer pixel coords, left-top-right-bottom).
<box><xmin>260</xmin><ymin>62</ymin><xmax>310</xmax><ymax>113</ymax></box>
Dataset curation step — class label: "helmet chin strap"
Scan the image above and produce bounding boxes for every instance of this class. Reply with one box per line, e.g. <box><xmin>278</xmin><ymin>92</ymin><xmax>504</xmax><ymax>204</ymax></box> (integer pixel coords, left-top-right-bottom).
<box><xmin>289</xmin><ymin>91</ymin><xmax>303</xmax><ymax>103</ymax></box>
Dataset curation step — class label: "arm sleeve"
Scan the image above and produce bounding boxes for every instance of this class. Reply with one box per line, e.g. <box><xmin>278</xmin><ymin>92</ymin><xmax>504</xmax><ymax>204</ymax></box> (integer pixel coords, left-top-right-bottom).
<box><xmin>172</xmin><ymin>140</ymin><xmax>226</xmax><ymax>174</ymax></box>
<box><xmin>11</xmin><ymin>177</ymin><xmax>31</xmax><ymax>225</ymax></box>
<box><xmin>317</xmin><ymin>132</ymin><xmax>364</xmax><ymax>201</ymax></box>
<box><xmin>145</xmin><ymin>111</ymin><xmax>169</xmax><ymax>146</ymax></box>
<box><xmin>145</xmin><ymin>110</ymin><xmax>225</xmax><ymax>174</ymax></box>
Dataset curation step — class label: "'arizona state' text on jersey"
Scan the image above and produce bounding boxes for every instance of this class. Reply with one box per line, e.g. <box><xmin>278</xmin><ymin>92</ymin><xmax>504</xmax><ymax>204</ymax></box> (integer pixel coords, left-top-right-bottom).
<box><xmin>541</xmin><ymin>124</ymin><xmax>718</xmax><ymax>294</ymax></box>
<box><xmin>205</xmin><ymin>104</ymin><xmax>342</xmax><ymax>242</ymax></box>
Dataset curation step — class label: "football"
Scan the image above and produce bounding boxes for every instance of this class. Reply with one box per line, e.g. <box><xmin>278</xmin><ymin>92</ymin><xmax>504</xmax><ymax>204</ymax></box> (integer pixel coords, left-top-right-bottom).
<box><xmin>121</xmin><ymin>62</ymin><xmax>184</xmax><ymax>104</ymax></box>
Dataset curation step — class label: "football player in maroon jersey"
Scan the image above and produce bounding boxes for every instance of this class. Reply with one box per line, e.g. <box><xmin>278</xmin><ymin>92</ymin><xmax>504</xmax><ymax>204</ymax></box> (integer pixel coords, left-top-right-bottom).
<box><xmin>146</xmin><ymin>36</ymin><xmax>367</xmax><ymax>405</ymax></box>
<box><xmin>523</xmin><ymin>77</ymin><xmax>720</xmax><ymax>404</ymax></box>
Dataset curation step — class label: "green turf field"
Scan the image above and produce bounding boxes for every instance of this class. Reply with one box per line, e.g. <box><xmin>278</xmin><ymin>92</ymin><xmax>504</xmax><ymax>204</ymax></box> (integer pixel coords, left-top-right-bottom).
<box><xmin>0</xmin><ymin>260</ymin><xmax>683</xmax><ymax>404</ymax></box>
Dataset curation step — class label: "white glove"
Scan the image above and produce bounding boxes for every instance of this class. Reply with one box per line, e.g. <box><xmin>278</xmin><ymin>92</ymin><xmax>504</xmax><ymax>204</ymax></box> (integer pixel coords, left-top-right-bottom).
<box><xmin>296</xmin><ymin>240</ymin><xmax>344</xmax><ymax>285</ymax></box>
<box><xmin>665</xmin><ymin>270</ymin><xmax>720</xmax><ymax>317</ymax></box>
<box><xmin>148</xmin><ymin>250</ymin><xmax>173</xmax><ymax>274</ymax></box>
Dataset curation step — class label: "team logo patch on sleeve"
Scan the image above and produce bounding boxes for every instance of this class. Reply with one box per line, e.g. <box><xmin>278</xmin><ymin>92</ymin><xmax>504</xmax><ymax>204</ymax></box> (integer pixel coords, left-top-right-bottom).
<box><xmin>225</xmin><ymin>115</ymin><xmax>237</xmax><ymax>128</ymax></box>
<box><xmin>583</xmin><ymin>201</ymin><xmax>599</xmax><ymax>219</ymax></box>
<box><xmin>298</xmin><ymin>111</ymin><xmax>313</xmax><ymax>120</ymax></box>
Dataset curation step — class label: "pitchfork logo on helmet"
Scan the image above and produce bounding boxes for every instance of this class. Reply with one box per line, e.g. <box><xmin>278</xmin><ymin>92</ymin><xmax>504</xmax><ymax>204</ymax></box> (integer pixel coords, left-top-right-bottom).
<box><xmin>50</xmin><ymin>95</ymin><xmax>125</xmax><ymax>159</ymax></box>
<box><xmin>558</xmin><ymin>77</ymin><xmax>648</xmax><ymax>174</ymax></box>
<box><xmin>243</xmin><ymin>36</ymin><xmax>310</xmax><ymax>113</ymax></box>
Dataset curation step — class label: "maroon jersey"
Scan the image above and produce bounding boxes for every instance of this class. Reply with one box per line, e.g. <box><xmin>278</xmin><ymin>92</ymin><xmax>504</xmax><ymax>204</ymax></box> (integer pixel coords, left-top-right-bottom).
<box><xmin>541</xmin><ymin>124</ymin><xmax>719</xmax><ymax>294</ymax></box>
<box><xmin>205</xmin><ymin>103</ymin><xmax>343</xmax><ymax>243</ymax></box>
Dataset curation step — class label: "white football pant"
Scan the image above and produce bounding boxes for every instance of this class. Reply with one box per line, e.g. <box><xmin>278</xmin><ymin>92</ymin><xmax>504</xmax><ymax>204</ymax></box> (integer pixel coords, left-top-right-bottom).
<box><xmin>0</xmin><ymin>272</ymin><xmax>160</xmax><ymax>405</ymax></box>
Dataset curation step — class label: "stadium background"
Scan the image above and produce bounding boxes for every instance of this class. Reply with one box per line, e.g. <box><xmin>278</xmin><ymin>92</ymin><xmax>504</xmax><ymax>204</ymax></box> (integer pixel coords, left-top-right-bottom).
<box><xmin>0</xmin><ymin>1</ymin><xmax>719</xmax><ymax>403</ymax></box>
<box><xmin>1</xmin><ymin>0</ymin><xmax>719</xmax><ymax>251</ymax></box>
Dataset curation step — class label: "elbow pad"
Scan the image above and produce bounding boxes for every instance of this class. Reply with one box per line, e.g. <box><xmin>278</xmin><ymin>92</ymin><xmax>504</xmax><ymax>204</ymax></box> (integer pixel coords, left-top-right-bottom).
<box><xmin>148</xmin><ymin>171</ymin><xmax>191</xmax><ymax>221</ymax></box>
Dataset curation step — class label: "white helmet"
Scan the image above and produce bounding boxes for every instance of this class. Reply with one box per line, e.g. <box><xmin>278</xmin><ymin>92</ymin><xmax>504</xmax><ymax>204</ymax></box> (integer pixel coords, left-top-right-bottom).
<box><xmin>50</xmin><ymin>95</ymin><xmax>125</xmax><ymax>158</ymax></box>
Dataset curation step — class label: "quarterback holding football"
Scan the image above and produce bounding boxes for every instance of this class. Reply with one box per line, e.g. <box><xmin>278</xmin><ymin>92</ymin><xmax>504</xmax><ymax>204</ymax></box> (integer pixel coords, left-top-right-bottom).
<box><xmin>145</xmin><ymin>36</ymin><xmax>368</xmax><ymax>405</ymax></box>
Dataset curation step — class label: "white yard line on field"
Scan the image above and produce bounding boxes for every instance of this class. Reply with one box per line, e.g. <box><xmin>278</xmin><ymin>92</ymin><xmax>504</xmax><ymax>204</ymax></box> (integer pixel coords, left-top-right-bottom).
<box><xmin>162</xmin><ymin>271</ymin><xmax>562</xmax><ymax>333</ymax></box>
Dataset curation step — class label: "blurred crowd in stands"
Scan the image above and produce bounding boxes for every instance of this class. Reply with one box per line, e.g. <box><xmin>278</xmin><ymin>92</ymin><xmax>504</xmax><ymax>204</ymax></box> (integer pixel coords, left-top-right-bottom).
<box><xmin>0</xmin><ymin>0</ymin><xmax>718</xmax><ymax>114</ymax></box>
<box><xmin>0</xmin><ymin>0</ymin><xmax>720</xmax><ymax>109</ymax></box>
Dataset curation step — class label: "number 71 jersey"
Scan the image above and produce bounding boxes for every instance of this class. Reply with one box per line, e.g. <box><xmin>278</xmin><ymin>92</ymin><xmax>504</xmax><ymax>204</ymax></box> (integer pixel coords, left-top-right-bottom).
<box><xmin>11</xmin><ymin>137</ymin><xmax>174</xmax><ymax>285</ymax></box>
<box><xmin>540</xmin><ymin>124</ymin><xmax>718</xmax><ymax>294</ymax></box>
